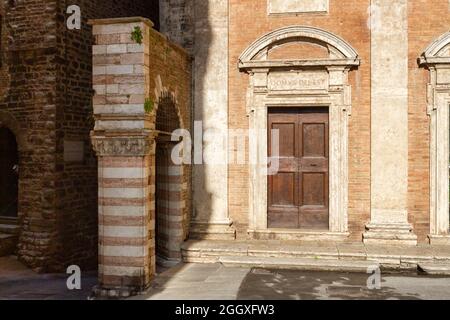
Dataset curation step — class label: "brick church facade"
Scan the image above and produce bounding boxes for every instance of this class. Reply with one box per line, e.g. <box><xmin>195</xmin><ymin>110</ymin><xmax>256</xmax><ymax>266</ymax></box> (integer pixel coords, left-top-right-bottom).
<box><xmin>1</xmin><ymin>0</ymin><xmax>450</xmax><ymax>296</ymax></box>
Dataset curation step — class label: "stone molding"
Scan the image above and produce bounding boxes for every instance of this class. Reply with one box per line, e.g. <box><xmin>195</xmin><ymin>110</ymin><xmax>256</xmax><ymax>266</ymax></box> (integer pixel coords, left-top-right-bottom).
<box><xmin>238</xmin><ymin>25</ymin><xmax>360</xmax><ymax>68</ymax></box>
<box><xmin>0</xmin><ymin>110</ymin><xmax>27</xmax><ymax>151</ymax></box>
<box><xmin>420</xmin><ymin>32</ymin><xmax>450</xmax><ymax>242</ymax></box>
<box><xmin>239</xmin><ymin>26</ymin><xmax>358</xmax><ymax>237</ymax></box>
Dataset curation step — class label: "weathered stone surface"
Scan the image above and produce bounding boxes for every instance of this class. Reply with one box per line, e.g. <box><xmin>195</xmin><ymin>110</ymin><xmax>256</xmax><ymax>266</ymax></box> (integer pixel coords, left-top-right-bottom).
<box><xmin>268</xmin><ymin>0</ymin><xmax>329</xmax><ymax>14</ymax></box>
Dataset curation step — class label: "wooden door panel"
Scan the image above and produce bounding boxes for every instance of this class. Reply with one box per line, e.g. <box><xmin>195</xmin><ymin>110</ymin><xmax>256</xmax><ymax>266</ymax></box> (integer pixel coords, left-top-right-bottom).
<box><xmin>268</xmin><ymin>209</ymin><xmax>299</xmax><ymax>228</ymax></box>
<box><xmin>302</xmin><ymin>123</ymin><xmax>326</xmax><ymax>157</ymax></box>
<box><xmin>301</xmin><ymin>173</ymin><xmax>326</xmax><ymax>206</ymax></box>
<box><xmin>272</xmin><ymin>123</ymin><xmax>295</xmax><ymax>157</ymax></box>
<box><xmin>268</xmin><ymin>113</ymin><xmax>299</xmax><ymax>228</ymax></box>
<box><xmin>268</xmin><ymin>107</ymin><xmax>329</xmax><ymax>230</ymax></box>
<box><xmin>298</xmin><ymin>208</ymin><xmax>329</xmax><ymax>230</ymax></box>
<box><xmin>298</xmin><ymin>110</ymin><xmax>329</xmax><ymax>230</ymax></box>
<box><xmin>271</xmin><ymin>173</ymin><xmax>296</xmax><ymax>206</ymax></box>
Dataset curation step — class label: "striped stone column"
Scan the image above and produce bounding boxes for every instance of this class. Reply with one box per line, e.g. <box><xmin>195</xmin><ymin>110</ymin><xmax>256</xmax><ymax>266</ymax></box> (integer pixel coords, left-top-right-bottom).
<box><xmin>155</xmin><ymin>140</ymin><xmax>187</xmax><ymax>263</ymax></box>
<box><xmin>89</xmin><ymin>17</ymin><xmax>155</xmax><ymax>297</ymax></box>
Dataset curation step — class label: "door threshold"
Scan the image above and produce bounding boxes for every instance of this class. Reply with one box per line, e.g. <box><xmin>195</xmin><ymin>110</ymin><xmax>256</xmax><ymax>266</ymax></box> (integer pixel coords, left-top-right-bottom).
<box><xmin>248</xmin><ymin>229</ymin><xmax>350</xmax><ymax>242</ymax></box>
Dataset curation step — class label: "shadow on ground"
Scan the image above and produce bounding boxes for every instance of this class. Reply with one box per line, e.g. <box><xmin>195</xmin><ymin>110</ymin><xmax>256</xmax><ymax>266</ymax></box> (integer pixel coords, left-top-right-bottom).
<box><xmin>237</xmin><ymin>268</ymin><xmax>445</xmax><ymax>300</ymax></box>
<box><xmin>0</xmin><ymin>256</ymin><xmax>97</xmax><ymax>300</ymax></box>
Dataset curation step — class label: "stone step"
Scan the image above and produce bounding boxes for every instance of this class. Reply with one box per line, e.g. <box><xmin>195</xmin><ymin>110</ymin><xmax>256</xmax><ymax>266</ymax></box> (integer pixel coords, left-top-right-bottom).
<box><xmin>418</xmin><ymin>262</ymin><xmax>450</xmax><ymax>276</ymax></box>
<box><xmin>0</xmin><ymin>224</ymin><xmax>20</xmax><ymax>235</ymax></box>
<box><xmin>0</xmin><ymin>216</ymin><xmax>18</xmax><ymax>225</ymax></box>
<box><xmin>366</xmin><ymin>223</ymin><xmax>413</xmax><ymax>232</ymax></box>
<box><xmin>219</xmin><ymin>256</ymin><xmax>378</xmax><ymax>273</ymax></box>
<box><xmin>0</xmin><ymin>233</ymin><xmax>18</xmax><ymax>256</ymax></box>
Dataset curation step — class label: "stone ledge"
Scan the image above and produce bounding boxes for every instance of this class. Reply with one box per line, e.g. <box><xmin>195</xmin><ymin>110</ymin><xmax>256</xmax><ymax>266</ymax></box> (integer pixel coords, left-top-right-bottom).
<box><xmin>363</xmin><ymin>223</ymin><xmax>418</xmax><ymax>246</ymax></box>
<box><xmin>418</xmin><ymin>262</ymin><xmax>450</xmax><ymax>276</ymax></box>
<box><xmin>88</xmin><ymin>17</ymin><xmax>154</xmax><ymax>27</ymax></box>
<box><xmin>248</xmin><ymin>229</ymin><xmax>350</xmax><ymax>242</ymax></box>
<box><xmin>429</xmin><ymin>235</ymin><xmax>450</xmax><ymax>246</ymax></box>
<box><xmin>182</xmin><ymin>240</ymin><xmax>450</xmax><ymax>274</ymax></box>
<box><xmin>219</xmin><ymin>256</ymin><xmax>377</xmax><ymax>273</ymax></box>
<box><xmin>189</xmin><ymin>223</ymin><xmax>236</xmax><ymax>241</ymax></box>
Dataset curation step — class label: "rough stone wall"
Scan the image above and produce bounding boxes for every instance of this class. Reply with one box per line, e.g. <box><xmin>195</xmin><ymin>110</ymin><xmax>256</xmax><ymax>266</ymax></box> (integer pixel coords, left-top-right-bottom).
<box><xmin>407</xmin><ymin>0</ymin><xmax>450</xmax><ymax>242</ymax></box>
<box><xmin>0</xmin><ymin>0</ymin><xmax>159</xmax><ymax>272</ymax></box>
<box><xmin>0</xmin><ymin>1</ymin><xmax>10</xmax><ymax>98</ymax></box>
<box><xmin>159</xmin><ymin>0</ymin><xmax>194</xmax><ymax>52</ymax></box>
<box><xmin>228</xmin><ymin>0</ymin><xmax>372</xmax><ymax>240</ymax></box>
<box><xmin>1</xmin><ymin>0</ymin><xmax>60</xmax><ymax>271</ymax></box>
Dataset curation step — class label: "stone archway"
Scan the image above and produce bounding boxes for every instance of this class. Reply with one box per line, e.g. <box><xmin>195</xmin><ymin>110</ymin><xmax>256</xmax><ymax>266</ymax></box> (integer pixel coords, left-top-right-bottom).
<box><xmin>239</xmin><ymin>26</ymin><xmax>360</xmax><ymax>240</ymax></box>
<box><xmin>419</xmin><ymin>32</ymin><xmax>450</xmax><ymax>245</ymax></box>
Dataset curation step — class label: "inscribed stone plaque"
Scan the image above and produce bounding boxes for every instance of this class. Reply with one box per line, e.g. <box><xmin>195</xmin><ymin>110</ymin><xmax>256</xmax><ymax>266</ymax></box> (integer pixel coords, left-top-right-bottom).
<box><xmin>64</xmin><ymin>140</ymin><xmax>85</xmax><ymax>163</ymax></box>
<box><xmin>437</xmin><ymin>69</ymin><xmax>450</xmax><ymax>85</ymax></box>
<box><xmin>269</xmin><ymin>72</ymin><xmax>329</xmax><ymax>91</ymax></box>
<box><xmin>268</xmin><ymin>0</ymin><xmax>329</xmax><ymax>14</ymax></box>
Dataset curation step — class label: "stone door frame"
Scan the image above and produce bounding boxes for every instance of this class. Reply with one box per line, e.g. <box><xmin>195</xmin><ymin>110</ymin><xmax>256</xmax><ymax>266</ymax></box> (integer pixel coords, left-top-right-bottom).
<box><xmin>239</xmin><ymin>26</ymin><xmax>359</xmax><ymax>240</ymax></box>
<box><xmin>420</xmin><ymin>32</ymin><xmax>450</xmax><ymax>245</ymax></box>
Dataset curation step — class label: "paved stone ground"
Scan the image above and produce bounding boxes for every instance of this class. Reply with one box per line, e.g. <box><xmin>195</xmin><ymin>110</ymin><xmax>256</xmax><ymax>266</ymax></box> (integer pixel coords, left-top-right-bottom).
<box><xmin>2</xmin><ymin>256</ymin><xmax>450</xmax><ymax>300</ymax></box>
<box><xmin>238</xmin><ymin>269</ymin><xmax>450</xmax><ymax>300</ymax></box>
<box><xmin>132</xmin><ymin>263</ymin><xmax>250</xmax><ymax>300</ymax></box>
<box><xmin>137</xmin><ymin>263</ymin><xmax>450</xmax><ymax>300</ymax></box>
<box><xmin>0</xmin><ymin>256</ymin><xmax>97</xmax><ymax>300</ymax></box>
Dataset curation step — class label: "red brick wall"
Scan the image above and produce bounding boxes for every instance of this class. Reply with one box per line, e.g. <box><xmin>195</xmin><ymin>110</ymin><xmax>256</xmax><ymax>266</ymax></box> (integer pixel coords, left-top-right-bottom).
<box><xmin>148</xmin><ymin>28</ymin><xmax>192</xmax><ymax>250</ymax></box>
<box><xmin>228</xmin><ymin>0</ymin><xmax>372</xmax><ymax>240</ymax></box>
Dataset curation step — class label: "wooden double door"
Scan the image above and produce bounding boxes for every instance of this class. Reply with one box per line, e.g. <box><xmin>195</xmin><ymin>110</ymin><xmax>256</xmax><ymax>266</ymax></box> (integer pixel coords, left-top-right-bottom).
<box><xmin>268</xmin><ymin>107</ymin><xmax>329</xmax><ymax>230</ymax></box>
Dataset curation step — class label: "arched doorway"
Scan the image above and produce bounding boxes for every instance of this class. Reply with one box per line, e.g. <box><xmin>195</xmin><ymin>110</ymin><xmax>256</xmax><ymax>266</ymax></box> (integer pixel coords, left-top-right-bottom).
<box><xmin>419</xmin><ymin>31</ymin><xmax>450</xmax><ymax>244</ymax></box>
<box><xmin>155</xmin><ymin>94</ymin><xmax>185</xmax><ymax>266</ymax></box>
<box><xmin>0</xmin><ymin>127</ymin><xmax>18</xmax><ymax>218</ymax></box>
<box><xmin>239</xmin><ymin>26</ymin><xmax>359</xmax><ymax>240</ymax></box>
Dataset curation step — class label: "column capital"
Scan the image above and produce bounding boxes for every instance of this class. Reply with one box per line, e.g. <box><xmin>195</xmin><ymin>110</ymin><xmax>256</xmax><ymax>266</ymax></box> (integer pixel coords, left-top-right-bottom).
<box><xmin>91</xmin><ymin>134</ymin><xmax>156</xmax><ymax>157</ymax></box>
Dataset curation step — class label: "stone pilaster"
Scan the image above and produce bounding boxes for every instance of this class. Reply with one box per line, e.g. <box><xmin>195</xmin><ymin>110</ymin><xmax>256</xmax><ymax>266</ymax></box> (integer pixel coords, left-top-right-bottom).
<box><xmin>190</xmin><ymin>0</ymin><xmax>236</xmax><ymax>240</ymax></box>
<box><xmin>89</xmin><ymin>17</ymin><xmax>155</xmax><ymax>297</ymax></box>
<box><xmin>364</xmin><ymin>0</ymin><xmax>417</xmax><ymax>245</ymax></box>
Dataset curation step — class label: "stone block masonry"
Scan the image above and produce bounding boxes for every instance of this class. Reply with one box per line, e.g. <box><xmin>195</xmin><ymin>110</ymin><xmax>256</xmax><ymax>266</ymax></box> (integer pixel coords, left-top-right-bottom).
<box><xmin>90</xmin><ymin>16</ymin><xmax>191</xmax><ymax>297</ymax></box>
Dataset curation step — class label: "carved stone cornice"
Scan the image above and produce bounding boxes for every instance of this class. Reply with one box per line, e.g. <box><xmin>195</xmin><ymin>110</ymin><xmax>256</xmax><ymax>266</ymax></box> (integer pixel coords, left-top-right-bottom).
<box><xmin>91</xmin><ymin>136</ymin><xmax>154</xmax><ymax>157</ymax></box>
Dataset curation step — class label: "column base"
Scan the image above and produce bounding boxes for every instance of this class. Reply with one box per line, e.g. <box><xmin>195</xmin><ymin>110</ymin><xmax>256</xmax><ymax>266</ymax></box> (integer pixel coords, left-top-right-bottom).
<box><xmin>429</xmin><ymin>234</ymin><xmax>450</xmax><ymax>246</ymax></box>
<box><xmin>189</xmin><ymin>221</ymin><xmax>236</xmax><ymax>240</ymax></box>
<box><xmin>91</xmin><ymin>284</ymin><xmax>150</xmax><ymax>299</ymax></box>
<box><xmin>363</xmin><ymin>223</ymin><xmax>417</xmax><ymax>246</ymax></box>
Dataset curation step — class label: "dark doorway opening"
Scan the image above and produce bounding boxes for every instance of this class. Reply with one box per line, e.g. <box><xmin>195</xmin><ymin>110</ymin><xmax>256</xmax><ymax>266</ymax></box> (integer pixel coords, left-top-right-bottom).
<box><xmin>0</xmin><ymin>127</ymin><xmax>18</xmax><ymax>218</ymax></box>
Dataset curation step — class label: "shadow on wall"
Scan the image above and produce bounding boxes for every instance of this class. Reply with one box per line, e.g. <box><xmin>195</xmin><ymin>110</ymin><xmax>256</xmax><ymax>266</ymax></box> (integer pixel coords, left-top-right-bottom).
<box><xmin>190</xmin><ymin>0</ymin><xmax>216</xmax><ymax>226</ymax></box>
